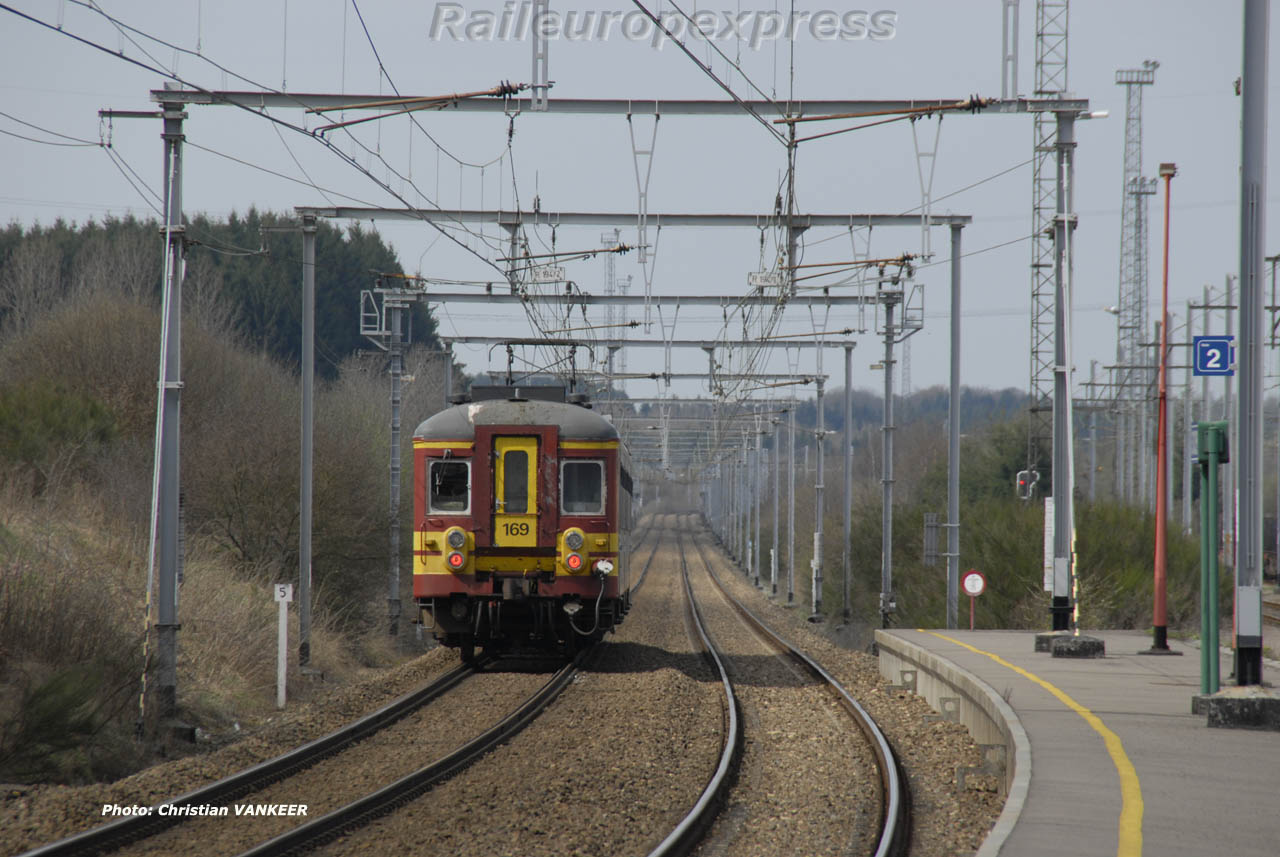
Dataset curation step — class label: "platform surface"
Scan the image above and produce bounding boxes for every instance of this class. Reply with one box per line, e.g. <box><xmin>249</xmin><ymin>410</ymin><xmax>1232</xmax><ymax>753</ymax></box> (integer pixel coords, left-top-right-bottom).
<box><xmin>884</xmin><ymin>629</ymin><xmax>1280</xmax><ymax>857</ymax></box>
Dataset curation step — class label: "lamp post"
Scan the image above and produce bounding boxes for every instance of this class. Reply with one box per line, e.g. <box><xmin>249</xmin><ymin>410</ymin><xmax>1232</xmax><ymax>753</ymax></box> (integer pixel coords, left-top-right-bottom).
<box><xmin>1148</xmin><ymin>161</ymin><xmax>1178</xmax><ymax>654</ymax></box>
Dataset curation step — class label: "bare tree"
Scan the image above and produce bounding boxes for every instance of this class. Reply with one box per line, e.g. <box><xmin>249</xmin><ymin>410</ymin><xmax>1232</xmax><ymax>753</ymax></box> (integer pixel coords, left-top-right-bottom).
<box><xmin>184</xmin><ymin>256</ymin><xmax>240</xmax><ymax>340</ymax></box>
<box><xmin>0</xmin><ymin>235</ymin><xmax>65</xmax><ymax>333</ymax></box>
<box><xmin>70</xmin><ymin>226</ymin><xmax>159</xmax><ymax>305</ymax></box>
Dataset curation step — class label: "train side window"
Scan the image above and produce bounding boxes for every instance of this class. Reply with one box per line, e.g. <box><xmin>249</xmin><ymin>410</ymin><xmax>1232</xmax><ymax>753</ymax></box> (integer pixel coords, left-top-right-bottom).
<box><xmin>561</xmin><ymin>460</ymin><xmax>604</xmax><ymax>515</ymax></box>
<box><xmin>429</xmin><ymin>460</ymin><xmax>470</xmax><ymax>513</ymax></box>
<box><xmin>503</xmin><ymin>450</ymin><xmax>529</xmax><ymax>514</ymax></box>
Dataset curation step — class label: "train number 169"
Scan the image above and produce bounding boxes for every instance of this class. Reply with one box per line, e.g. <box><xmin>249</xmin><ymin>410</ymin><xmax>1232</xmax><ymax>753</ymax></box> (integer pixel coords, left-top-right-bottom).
<box><xmin>502</xmin><ymin>522</ymin><xmax>530</xmax><ymax>536</ymax></box>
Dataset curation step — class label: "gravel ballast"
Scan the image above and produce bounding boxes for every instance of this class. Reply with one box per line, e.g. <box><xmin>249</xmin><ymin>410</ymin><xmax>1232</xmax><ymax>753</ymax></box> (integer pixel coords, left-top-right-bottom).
<box><xmin>0</xmin><ymin>649</ymin><xmax>466</xmax><ymax>856</ymax></box>
<box><xmin>319</xmin><ymin>525</ymin><xmax>726</xmax><ymax>857</ymax></box>
<box><xmin>3</xmin><ymin>514</ymin><xmax>1003</xmax><ymax>857</ymax></box>
<box><xmin>696</xmin><ymin>518</ymin><xmax>1004</xmax><ymax>857</ymax></box>
<box><xmin>682</xmin><ymin>527</ymin><xmax>882</xmax><ymax>857</ymax></box>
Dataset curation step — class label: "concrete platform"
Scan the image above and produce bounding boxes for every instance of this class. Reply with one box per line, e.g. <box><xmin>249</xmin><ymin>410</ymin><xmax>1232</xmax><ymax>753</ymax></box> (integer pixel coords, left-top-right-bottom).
<box><xmin>877</xmin><ymin>629</ymin><xmax>1280</xmax><ymax>857</ymax></box>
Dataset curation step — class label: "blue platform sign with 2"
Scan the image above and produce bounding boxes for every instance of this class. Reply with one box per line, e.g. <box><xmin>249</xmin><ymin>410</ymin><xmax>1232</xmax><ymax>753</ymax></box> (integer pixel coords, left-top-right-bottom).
<box><xmin>1193</xmin><ymin>336</ymin><xmax>1234</xmax><ymax>376</ymax></box>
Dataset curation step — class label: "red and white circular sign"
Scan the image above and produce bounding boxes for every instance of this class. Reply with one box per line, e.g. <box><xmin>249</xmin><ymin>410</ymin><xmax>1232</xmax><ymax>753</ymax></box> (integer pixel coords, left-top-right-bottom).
<box><xmin>961</xmin><ymin>570</ymin><xmax>986</xmax><ymax>597</ymax></box>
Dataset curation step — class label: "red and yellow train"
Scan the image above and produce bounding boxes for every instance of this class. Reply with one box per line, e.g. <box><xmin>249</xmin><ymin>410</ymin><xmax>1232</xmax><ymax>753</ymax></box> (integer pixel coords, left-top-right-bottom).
<box><xmin>413</xmin><ymin>387</ymin><xmax>633</xmax><ymax>660</ymax></box>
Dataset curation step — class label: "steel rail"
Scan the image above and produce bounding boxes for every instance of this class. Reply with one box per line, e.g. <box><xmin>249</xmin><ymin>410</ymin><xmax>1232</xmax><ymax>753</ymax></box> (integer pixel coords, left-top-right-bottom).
<box><xmin>18</xmin><ymin>664</ymin><xmax>478</xmax><ymax>857</ymax></box>
<box><xmin>645</xmin><ymin>523</ymin><xmax>744</xmax><ymax>857</ymax></box>
<box><xmin>1262</xmin><ymin>595</ymin><xmax>1280</xmax><ymax>627</ymax></box>
<box><xmin>627</xmin><ymin>515</ymin><xmax>665</xmax><ymax>596</ymax></box>
<box><xmin>235</xmin><ymin>653</ymin><xmax>589</xmax><ymax>857</ymax></box>
<box><xmin>686</xmin><ymin>524</ymin><xmax>912</xmax><ymax>857</ymax></box>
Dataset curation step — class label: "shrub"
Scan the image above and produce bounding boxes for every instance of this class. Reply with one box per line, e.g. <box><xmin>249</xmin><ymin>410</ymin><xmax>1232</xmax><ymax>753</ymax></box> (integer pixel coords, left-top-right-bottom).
<box><xmin>0</xmin><ymin>383</ymin><xmax>115</xmax><ymax>495</ymax></box>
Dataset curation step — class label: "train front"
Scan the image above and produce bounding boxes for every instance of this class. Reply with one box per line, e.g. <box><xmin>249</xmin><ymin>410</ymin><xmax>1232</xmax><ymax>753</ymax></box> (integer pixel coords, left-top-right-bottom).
<box><xmin>412</xmin><ymin>388</ymin><xmax>631</xmax><ymax>660</ymax></box>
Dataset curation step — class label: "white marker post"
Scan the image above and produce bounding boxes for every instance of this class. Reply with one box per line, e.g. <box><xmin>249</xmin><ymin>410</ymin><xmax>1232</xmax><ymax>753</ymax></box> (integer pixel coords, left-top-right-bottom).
<box><xmin>274</xmin><ymin>583</ymin><xmax>293</xmax><ymax>709</ymax></box>
<box><xmin>961</xmin><ymin>570</ymin><xmax>986</xmax><ymax>631</ymax></box>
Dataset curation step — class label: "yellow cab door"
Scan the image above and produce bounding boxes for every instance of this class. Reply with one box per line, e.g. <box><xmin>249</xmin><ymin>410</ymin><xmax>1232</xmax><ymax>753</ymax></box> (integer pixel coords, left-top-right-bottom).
<box><xmin>494</xmin><ymin>436</ymin><xmax>538</xmax><ymax>547</ymax></box>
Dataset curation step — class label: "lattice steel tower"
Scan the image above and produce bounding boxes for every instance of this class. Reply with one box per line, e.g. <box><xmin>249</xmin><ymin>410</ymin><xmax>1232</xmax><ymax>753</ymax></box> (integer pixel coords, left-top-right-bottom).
<box><xmin>1114</xmin><ymin>62</ymin><xmax>1158</xmax><ymax>504</ymax></box>
<box><xmin>1027</xmin><ymin>0</ymin><xmax>1069</xmax><ymax>481</ymax></box>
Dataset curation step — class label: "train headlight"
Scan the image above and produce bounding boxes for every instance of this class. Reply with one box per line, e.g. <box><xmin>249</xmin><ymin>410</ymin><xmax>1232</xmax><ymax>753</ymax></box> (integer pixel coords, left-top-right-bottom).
<box><xmin>444</xmin><ymin>527</ymin><xmax>468</xmax><ymax>571</ymax></box>
<box><xmin>565</xmin><ymin>552</ymin><xmax>584</xmax><ymax>571</ymax></box>
<box><xmin>564</xmin><ymin>529</ymin><xmax>585</xmax><ymax>551</ymax></box>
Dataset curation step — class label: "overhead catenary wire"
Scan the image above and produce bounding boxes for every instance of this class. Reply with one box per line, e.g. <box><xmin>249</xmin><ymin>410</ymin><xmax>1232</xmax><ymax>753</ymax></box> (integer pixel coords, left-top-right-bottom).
<box><xmin>793</xmin><ymin>230</ymin><xmax>1034</xmax><ymax>293</ymax></box>
<box><xmin>346</xmin><ymin>0</ymin><xmax>509</xmax><ymax>170</ymax></box>
<box><xmin>0</xmin><ymin>109</ymin><xmax>101</xmax><ymax>146</ymax></box>
<box><xmin>42</xmin><ymin>1</ymin><xmax>512</xmax><ymax>259</ymax></box>
<box><xmin>789</xmin><ymin>255</ymin><xmax>916</xmax><ymax>270</ymax></box>
<box><xmin>626</xmin><ymin>1</ymin><xmax>788</xmax><ymax>146</ymax></box>
<box><xmin>655</xmin><ymin>0</ymin><xmax>783</xmax><ymax>110</ymax></box>
<box><xmin>101</xmin><ymin>148</ymin><xmax>163</xmax><ymax>217</ymax></box>
<box><xmin>773</xmin><ymin>96</ymin><xmax>991</xmax><ymax>126</ymax></box>
<box><xmin>8</xmin><ymin>3</ymin><xmax>1021</xmax><ymax>422</ymax></box>
<box><xmin>185</xmin><ymin>139</ymin><xmax>381</xmax><ymax>208</ymax></box>
<box><xmin>271</xmin><ymin>122</ymin><xmax>338</xmax><ymax>207</ymax></box>
<box><xmin>759</xmin><ymin>328</ymin><xmax>854</xmax><ymax>340</ymax></box>
<box><xmin>545</xmin><ymin>320</ymin><xmax>642</xmax><ymax>335</ymax></box>
<box><xmin>498</xmin><ymin>243</ymin><xmax>636</xmax><ymax>264</ymax></box>
<box><xmin>308</xmin><ymin>82</ymin><xmax>525</xmax><ymax>133</ymax></box>
<box><xmin>53</xmin><ymin>0</ymin><xmax>786</xmax><ymax>390</ymax></box>
<box><xmin>2</xmin><ymin>3</ymin><xmax>513</xmax><ymax>277</ymax></box>
<box><xmin>102</xmin><ymin>144</ymin><xmax>165</xmax><ymax>206</ymax></box>
<box><xmin>795</xmin><ymin>112</ymin><xmax>917</xmax><ymax>145</ymax></box>
<box><xmin>3</xmin><ymin>107</ymin><xmax>360</xmax><ymax>264</ymax></box>
<box><xmin>0</xmin><ymin>127</ymin><xmax>99</xmax><ymax>147</ymax></box>
<box><xmin>803</xmin><ymin>156</ymin><xmax>1034</xmax><ymax>252</ymax></box>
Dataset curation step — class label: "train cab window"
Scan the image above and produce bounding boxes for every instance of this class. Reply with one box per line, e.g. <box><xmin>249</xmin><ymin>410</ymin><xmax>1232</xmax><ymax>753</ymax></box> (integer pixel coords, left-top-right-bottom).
<box><xmin>503</xmin><ymin>450</ymin><xmax>529</xmax><ymax>514</ymax></box>
<box><xmin>561</xmin><ymin>460</ymin><xmax>604</xmax><ymax>515</ymax></box>
<box><xmin>429</xmin><ymin>460</ymin><xmax>470</xmax><ymax>513</ymax></box>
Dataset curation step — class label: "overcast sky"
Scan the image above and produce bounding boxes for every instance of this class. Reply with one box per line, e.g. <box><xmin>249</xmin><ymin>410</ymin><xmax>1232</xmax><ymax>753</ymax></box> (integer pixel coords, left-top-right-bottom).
<box><xmin>2</xmin><ymin>1</ymin><xmax>1278</xmax><ymax>402</ymax></box>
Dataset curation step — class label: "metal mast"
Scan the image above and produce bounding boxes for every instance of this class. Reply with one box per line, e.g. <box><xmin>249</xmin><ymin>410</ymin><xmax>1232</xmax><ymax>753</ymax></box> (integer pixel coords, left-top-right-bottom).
<box><xmin>1027</xmin><ymin>0</ymin><xmax>1070</xmax><ymax>478</ymax></box>
<box><xmin>602</xmin><ymin>229</ymin><xmax>621</xmax><ymax>381</ymax></box>
<box><xmin>154</xmin><ymin>92</ymin><xmax>186</xmax><ymax>719</ymax></box>
<box><xmin>1235</xmin><ymin>0</ymin><xmax>1268</xmax><ymax>685</ymax></box>
<box><xmin>1115</xmin><ymin>62</ymin><xmax>1158</xmax><ymax>503</ymax></box>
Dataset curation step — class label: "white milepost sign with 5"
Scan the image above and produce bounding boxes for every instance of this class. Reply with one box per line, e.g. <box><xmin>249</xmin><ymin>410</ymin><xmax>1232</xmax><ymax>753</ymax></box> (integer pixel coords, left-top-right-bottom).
<box><xmin>275</xmin><ymin>584</ymin><xmax>293</xmax><ymax>709</ymax></box>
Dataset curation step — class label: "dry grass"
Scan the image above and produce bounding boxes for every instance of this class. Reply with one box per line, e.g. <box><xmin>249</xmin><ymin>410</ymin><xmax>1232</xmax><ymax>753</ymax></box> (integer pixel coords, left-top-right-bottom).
<box><xmin>0</xmin><ymin>248</ymin><xmax>440</xmax><ymax>785</ymax></box>
<box><xmin>0</xmin><ymin>485</ymin><xmax>398</xmax><ymax>783</ymax></box>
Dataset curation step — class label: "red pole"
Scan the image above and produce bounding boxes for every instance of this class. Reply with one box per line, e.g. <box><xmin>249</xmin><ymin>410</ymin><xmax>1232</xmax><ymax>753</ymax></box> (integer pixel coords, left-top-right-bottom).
<box><xmin>969</xmin><ymin>596</ymin><xmax>975</xmax><ymax>631</ymax></box>
<box><xmin>1152</xmin><ymin>162</ymin><xmax>1177</xmax><ymax>652</ymax></box>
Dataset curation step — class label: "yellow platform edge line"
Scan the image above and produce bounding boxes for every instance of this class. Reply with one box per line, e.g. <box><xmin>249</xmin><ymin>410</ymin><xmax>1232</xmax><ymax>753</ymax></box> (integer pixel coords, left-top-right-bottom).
<box><xmin>921</xmin><ymin>630</ymin><xmax>1144</xmax><ymax>857</ymax></box>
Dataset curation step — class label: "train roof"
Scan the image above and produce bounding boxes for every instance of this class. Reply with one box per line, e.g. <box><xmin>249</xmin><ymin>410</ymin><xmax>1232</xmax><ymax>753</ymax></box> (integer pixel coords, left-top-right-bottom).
<box><xmin>414</xmin><ymin>397</ymin><xmax>620</xmax><ymax>442</ymax></box>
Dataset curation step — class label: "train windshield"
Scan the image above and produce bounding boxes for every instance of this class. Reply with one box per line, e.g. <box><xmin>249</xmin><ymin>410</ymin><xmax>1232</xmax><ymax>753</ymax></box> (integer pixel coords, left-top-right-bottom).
<box><xmin>429</xmin><ymin>460</ymin><xmax>470</xmax><ymax>513</ymax></box>
<box><xmin>503</xmin><ymin>450</ymin><xmax>529</xmax><ymax>514</ymax></box>
<box><xmin>561</xmin><ymin>460</ymin><xmax>604</xmax><ymax>515</ymax></box>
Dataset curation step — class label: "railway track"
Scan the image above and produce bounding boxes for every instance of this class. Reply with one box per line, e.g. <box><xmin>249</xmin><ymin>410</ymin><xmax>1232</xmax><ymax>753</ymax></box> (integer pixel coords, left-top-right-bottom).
<box><xmin>232</xmin><ymin>520</ymin><xmax>670</xmax><ymax>853</ymax></box>
<box><xmin>641</xmin><ymin>527</ymin><xmax>745</xmax><ymax>857</ymax></box>
<box><xmin>13</xmin><ymin>516</ymin><xmax>939</xmax><ymax>856</ymax></box>
<box><xmin>232</xmin><ymin>654</ymin><xmax>588</xmax><ymax>857</ymax></box>
<box><xmin>19</xmin><ymin>663</ymin><xmax>479</xmax><ymax>857</ymax></box>
<box><xmin>685</xmin><ymin>527</ymin><xmax>910</xmax><ymax>857</ymax></box>
<box><xmin>19</xmin><ymin>660</ymin><xmax>590</xmax><ymax>857</ymax></box>
<box><xmin>1262</xmin><ymin>594</ymin><xmax>1280</xmax><ymax>627</ymax></box>
<box><xmin>215</xmin><ymin>522</ymin><xmax>683</xmax><ymax>856</ymax></box>
<box><xmin>651</xmin><ymin>521</ymin><xmax>910</xmax><ymax>857</ymax></box>
<box><xmin>20</xmin><ymin>519</ymin><xmax>670</xmax><ymax>857</ymax></box>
